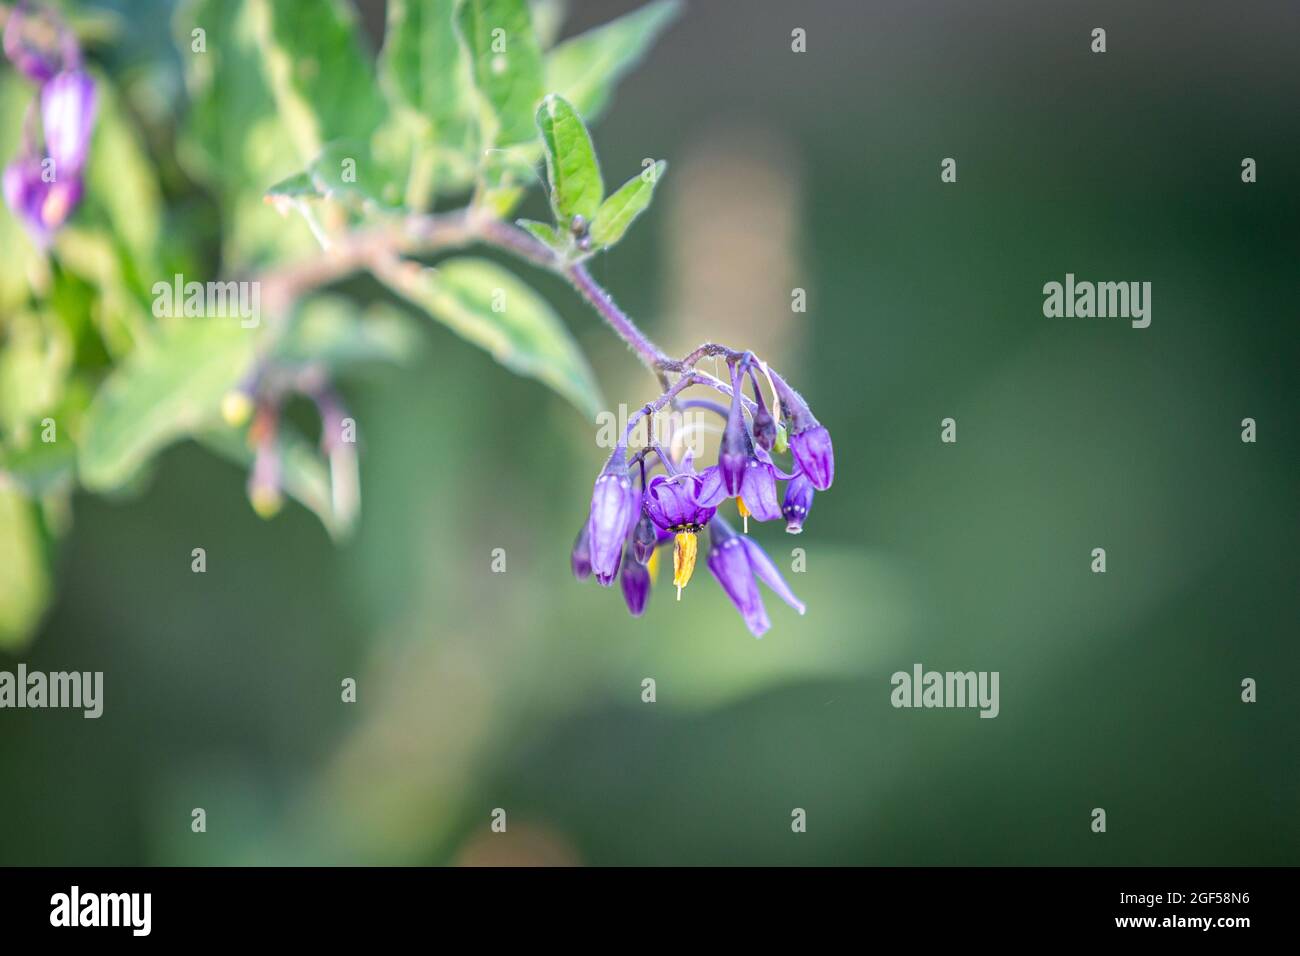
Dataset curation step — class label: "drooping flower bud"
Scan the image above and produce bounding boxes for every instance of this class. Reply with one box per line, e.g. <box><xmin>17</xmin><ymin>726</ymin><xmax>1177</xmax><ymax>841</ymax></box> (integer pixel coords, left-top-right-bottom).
<box><xmin>718</xmin><ymin>360</ymin><xmax>752</xmax><ymax>495</ymax></box>
<box><xmin>631</xmin><ymin>513</ymin><xmax>657</xmax><ymax>565</ymax></box>
<box><xmin>620</xmin><ymin>545</ymin><xmax>651</xmax><ymax>616</ymax></box>
<box><xmin>586</xmin><ymin>444</ymin><xmax>637</xmax><ymax>580</ymax></box>
<box><xmin>768</xmin><ymin>369</ymin><xmax>833</xmax><ymax>490</ymax></box>
<box><xmin>752</xmin><ymin>403</ymin><xmax>777</xmax><ymax>452</ymax></box>
<box><xmin>789</xmin><ymin>424</ymin><xmax>834</xmax><ymax>491</ymax></box>
<box><xmin>782</xmin><ymin>473</ymin><xmax>814</xmax><ymax>533</ymax></box>
<box><xmin>594</xmin><ymin>546</ymin><xmax>622</xmax><ymax>588</ymax></box>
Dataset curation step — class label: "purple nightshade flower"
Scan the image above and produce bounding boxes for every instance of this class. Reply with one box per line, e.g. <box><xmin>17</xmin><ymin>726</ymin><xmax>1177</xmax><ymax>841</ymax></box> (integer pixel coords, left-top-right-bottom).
<box><xmin>698</xmin><ymin>444</ymin><xmax>795</xmax><ymax>525</ymax></box>
<box><xmin>619</xmin><ymin>544</ymin><xmax>651</xmax><ymax>616</ymax></box>
<box><xmin>782</xmin><ymin>473</ymin><xmax>814</xmax><ymax>534</ymax></box>
<box><xmin>643</xmin><ymin>468</ymin><xmax>717</xmax><ymax>598</ymax></box>
<box><xmin>706</xmin><ymin>518</ymin><xmax>805</xmax><ymax>638</ymax></box>
<box><xmin>586</xmin><ymin>443</ymin><xmax>638</xmax><ymax>583</ymax></box>
<box><xmin>2</xmin><ymin>155</ymin><xmax>54</xmax><ymax>245</ymax></box>
<box><xmin>3</xmin><ymin>69</ymin><xmax>97</xmax><ymax>245</ymax></box>
<box><xmin>643</xmin><ymin>471</ymin><xmax>716</xmax><ymax>532</ymax></box>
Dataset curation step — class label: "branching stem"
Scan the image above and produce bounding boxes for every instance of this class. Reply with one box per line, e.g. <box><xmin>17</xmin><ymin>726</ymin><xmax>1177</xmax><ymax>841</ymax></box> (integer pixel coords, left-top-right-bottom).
<box><xmin>257</xmin><ymin>211</ymin><xmax>759</xmax><ymax>417</ymax></box>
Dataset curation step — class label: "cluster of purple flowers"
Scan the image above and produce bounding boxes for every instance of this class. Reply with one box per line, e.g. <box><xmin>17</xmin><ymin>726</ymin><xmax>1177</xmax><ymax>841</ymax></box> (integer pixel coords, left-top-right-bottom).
<box><xmin>3</xmin><ymin>4</ymin><xmax>97</xmax><ymax>246</ymax></box>
<box><xmin>572</xmin><ymin>353</ymin><xmax>834</xmax><ymax>637</ymax></box>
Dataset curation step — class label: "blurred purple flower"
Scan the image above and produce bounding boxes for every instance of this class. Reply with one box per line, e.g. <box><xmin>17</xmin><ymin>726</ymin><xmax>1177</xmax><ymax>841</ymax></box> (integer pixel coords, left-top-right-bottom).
<box><xmin>2</xmin><ymin>47</ymin><xmax>97</xmax><ymax>246</ymax></box>
<box><xmin>41</xmin><ymin>69</ymin><xmax>96</xmax><ymax>176</ymax></box>
<box><xmin>3</xmin><ymin>6</ymin><xmax>60</xmax><ymax>84</ymax></box>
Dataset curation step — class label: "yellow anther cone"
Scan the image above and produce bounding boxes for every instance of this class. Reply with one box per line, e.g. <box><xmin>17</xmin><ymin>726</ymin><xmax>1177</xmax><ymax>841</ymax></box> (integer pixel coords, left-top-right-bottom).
<box><xmin>672</xmin><ymin>531</ymin><xmax>698</xmax><ymax>600</ymax></box>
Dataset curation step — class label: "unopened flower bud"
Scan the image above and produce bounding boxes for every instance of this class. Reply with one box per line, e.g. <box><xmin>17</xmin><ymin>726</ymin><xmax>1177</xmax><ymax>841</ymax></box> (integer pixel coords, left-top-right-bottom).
<box><xmin>632</xmin><ymin>513</ymin><xmax>657</xmax><ymax>564</ymax></box>
<box><xmin>752</xmin><ymin>405</ymin><xmax>777</xmax><ymax>451</ymax></box>
<box><xmin>620</xmin><ymin>546</ymin><xmax>650</xmax><ymax>616</ymax></box>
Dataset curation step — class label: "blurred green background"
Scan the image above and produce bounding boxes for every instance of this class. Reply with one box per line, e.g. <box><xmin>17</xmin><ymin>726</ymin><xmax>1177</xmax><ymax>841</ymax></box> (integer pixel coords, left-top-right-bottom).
<box><xmin>1</xmin><ymin>0</ymin><xmax>1296</xmax><ymax>865</ymax></box>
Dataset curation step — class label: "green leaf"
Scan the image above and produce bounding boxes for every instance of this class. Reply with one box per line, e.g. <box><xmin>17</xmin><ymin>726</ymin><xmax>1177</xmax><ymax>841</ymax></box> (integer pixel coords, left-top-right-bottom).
<box><xmin>377</xmin><ymin>0</ymin><xmax>479</xmax><ymax>205</ymax></box>
<box><xmin>374</xmin><ymin>256</ymin><xmax>602</xmax><ymax>419</ymax></box>
<box><xmin>536</xmin><ymin>94</ymin><xmax>603</xmax><ymax>226</ymax></box>
<box><xmin>474</xmin><ymin>146</ymin><xmax>541</xmax><ymax>217</ymax></box>
<box><xmin>546</xmin><ymin>0</ymin><xmax>681</xmax><ymax>121</ymax></box>
<box><xmin>175</xmin><ymin>0</ymin><xmax>316</xmax><ymax>269</ymax></box>
<box><xmin>308</xmin><ymin>140</ymin><xmax>407</xmax><ymax>210</ymax></box>
<box><xmin>0</xmin><ymin>440</ymin><xmax>77</xmax><ymax>498</ymax></box>
<box><xmin>265</xmin><ymin>171</ymin><xmax>320</xmax><ymax>205</ymax></box>
<box><xmin>456</xmin><ymin>0</ymin><xmax>545</xmax><ymax>146</ymax></box>
<box><xmin>271</xmin><ymin>297</ymin><xmax>423</xmax><ymax>372</ymax></box>
<box><xmin>265</xmin><ymin>140</ymin><xmax>409</xmax><ymax>212</ymax></box>
<box><xmin>529</xmin><ymin>0</ymin><xmax>567</xmax><ymax>47</ymax></box>
<box><xmin>82</xmin><ymin>70</ymin><xmax>163</xmax><ymax>282</ymax></box>
<box><xmin>249</xmin><ymin>0</ymin><xmax>387</xmax><ymax>162</ymax></box>
<box><xmin>79</xmin><ymin>322</ymin><xmax>258</xmax><ymax>491</ymax></box>
<box><xmin>0</xmin><ymin>311</ymin><xmax>70</xmax><ymax>444</ymax></box>
<box><xmin>0</xmin><ymin>76</ymin><xmax>40</xmax><ymax>311</ymax></box>
<box><xmin>590</xmin><ymin>160</ymin><xmax>666</xmax><ymax>249</ymax></box>
<box><xmin>517</xmin><ymin>219</ymin><xmax>564</xmax><ymax>251</ymax></box>
<box><xmin>0</xmin><ymin>489</ymin><xmax>52</xmax><ymax>650</ymax></box>
<box><xmin>379</xmin><ymin>0</ymin><xmax>475</xmax><ymax>143</ymax></box>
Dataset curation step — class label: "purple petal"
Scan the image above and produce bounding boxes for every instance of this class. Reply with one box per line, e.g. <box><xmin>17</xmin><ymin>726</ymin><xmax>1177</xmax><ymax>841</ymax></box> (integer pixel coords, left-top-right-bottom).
<box><xmin>739</xmin><ymin>461</ymin><xmax>782</xmax><ymax>522</ymax></box>
<box><xmin>707</xmin><ymin>532</ymin><xmax>770</xmax><ymax>637</ymax></box>
<box><xmin>696</xmin><ymin>465</ymin><xmax>729</xmax><ymax>508</ymax></box>
<box><xmin>718</xmin><ymin>450</ymin><xmax>747</xmax><ymax>496</ymax></box>
<box><xmin>782</xmin><ymin>473</ymin><xmax>814</xmax><ymax>534</ymax></box>
<box><xmin>3</xmin><ymin>158</ymin><xmax>53</xmax><ymax>246</ymax></box>
<box><xmin>587</xmin><ymin>468</ymin><xmax>634</xmax><ymax>578</ymax></box>
<box><xmin>790</xmin><ymin>425</ymin><xmax>833</xmax><ymax>490</ymax></box>
<box><xmin>645</xmin><ymin>473</ymin><xmax>705</xmax><ymax>529</ymax></box>
<box><xmin>595</xmin><ymin>546</ymin><xmax>621</xmax><ymax>587</ymax></box>
<box><xmin>631</xmin><ymin>513</ymin><xmax>657</xmax><ymax>564</ymax></box>
<box><xmin>751</xmin><ymin>405</ymin><xmax>777</xmax><ymax>451</ymax></box>
<box><xmin>620</xmin><ymin>548</ymin><xmax>651</xmax><ymax>615</ymax></box>
<box><xmin>3</xmin><ymin>9</ymin><xmax>59</xmax><ymax>84</ymax></box>
<box><xmin>740</xmin><ymin>536</ymin><xmax>805</xmax><ymax>616</ymax></box>
<box><xmin>755</xmin><ymin>443</ymin><xmax>799</xmax><ymax>481</ymax></box>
